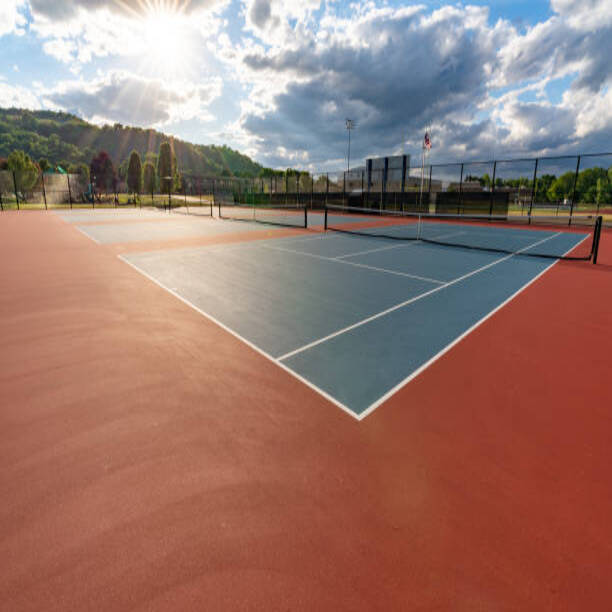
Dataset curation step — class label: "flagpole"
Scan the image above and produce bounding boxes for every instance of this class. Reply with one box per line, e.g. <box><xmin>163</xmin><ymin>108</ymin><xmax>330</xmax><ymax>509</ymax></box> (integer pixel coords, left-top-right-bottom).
<box><xmin>419</xmin><ymin>144</ymin><xmax>425</xmax><ymax>208</ymax></box>
<box><xmin>419</xmin><ymin>125</ymin><xmax>431</xmax><ymax>210</ymax></box>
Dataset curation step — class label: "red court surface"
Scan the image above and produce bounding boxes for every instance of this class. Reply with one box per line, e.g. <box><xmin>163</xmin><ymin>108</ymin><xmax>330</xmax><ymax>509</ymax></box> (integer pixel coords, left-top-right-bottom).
<box><xmin>1</xmin><ymin>211</ymin><xmax>612</xmax><ymax>610</ymax></box>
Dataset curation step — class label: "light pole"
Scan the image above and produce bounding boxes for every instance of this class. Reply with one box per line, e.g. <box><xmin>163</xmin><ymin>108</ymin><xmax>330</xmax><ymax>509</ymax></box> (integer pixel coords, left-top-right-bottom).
<box><xmin>345</xmin><ymin>119</ymin><xmax>355</xmax><ymax>172</ymax></box>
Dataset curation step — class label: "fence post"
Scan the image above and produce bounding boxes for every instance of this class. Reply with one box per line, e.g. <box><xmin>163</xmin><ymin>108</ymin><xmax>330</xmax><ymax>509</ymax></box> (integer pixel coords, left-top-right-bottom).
<box><xmin>297</xmin><ymin>171</ymin><xmax>300</xmax><ymax>207</ymax></box>
<box><xmin>428</xmin><ymin>165</ymin><xmax>433</xmax><ymax>212</ymax></box>
<box><xmin>270</xmin><ymin>176</ymin><xmax>272</xmax><ymax>205</ymax></box>
<box><xmin>326</xmin><ymin>173</ymin><xmax>329</xmax><ymax>208</ymax></box>
<box><xmin>41</xmin><ymin>171</ymin><xmax>47</xmax><ymax>209</ymax></box>
<box><xmin>12</xmin><ymin>171</ymin><xmax>19</xmax><ymax>210</ymax></box>
<box><xmin>212</xmin><ymin>178</ymin><xmax>217</xmax><ymax>215</ymax></box>
<box><xmin>400</xmin><ymin>155</ymin><xmax>407</xmax><ymax>212</ymax></box>
<box><xmin>311</xmin><ymin>174</ymin><xmax>313</xmax><ymax>210</ymax></box>
<box><xmin>342</xmin><ymin>171</ymin><xmax>346</xmax><ymax>207</ymax></box>
<box><xmin>361</xmin><ymin>170</ymin><xmax>364</xmax><ymax>208</ymax></box>
<box><xmin>528</xmin><ymin>158</ymin><xmax>538</xmax><ymax>223</ymax></box>
<box><xmin>489</xmin><ymin>161</ymin><xmax>497</xmax><ymax>217</ymax></box>
<box><xmin>66</xmin><ymin>173</ymin><xmax>73</xmax><ymax>208</ymax></box>
<box><xmin>382</xmin><ymin>157</ymin><xmax>388</xmax><ymax>210</ymax></box>
<box><xmin>459</xmin><ymin>163</ymin><xmax>464</xmax><ymax>214</ymax></box>
<box><xmin>569</xmin><ymin>155</ymin><xmax>581</xmax><ymax>226</ymax></box>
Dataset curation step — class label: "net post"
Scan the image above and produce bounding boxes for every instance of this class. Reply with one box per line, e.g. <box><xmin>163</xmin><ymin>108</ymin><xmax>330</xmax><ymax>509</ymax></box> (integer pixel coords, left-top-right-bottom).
<box><xmin>592</xmin><ymin>215</ymin><xmax>602</xmax><ymax>264</ymax></box>
<box><xmin>304</xmin><ymin>205</ymin><xmax>307</xmax><ymax>228</ymax></box>
<box><xmin>324</xmin><ymin>205</ymin><xmax>328</xmax><ymax>230</ymax></box>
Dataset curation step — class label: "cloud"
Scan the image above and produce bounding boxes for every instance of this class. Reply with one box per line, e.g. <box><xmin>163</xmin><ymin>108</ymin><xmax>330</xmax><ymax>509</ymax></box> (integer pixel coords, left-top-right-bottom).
<box><xmin>44</xmin><ymin>72</ymin><xmax>222</xmax><ymax>127</ymax></box>
<box><xmin>0</xmin><ymin>80</ymin><xmax>41</xmax><ymax>109</ymax></box>
<box><xmin>233</xmin><ymin>4</ymin><xmax>513</xmax><ymax>166</ymax></box>
<box><xmin>219</xmin><ymin>1</ymin><xmax>612</xmax><ymax>167</ymax></box>
<box><xmin>0</xmin><ymin>0</ymin><xmax>27</xmax><ymax>37</ymax></box>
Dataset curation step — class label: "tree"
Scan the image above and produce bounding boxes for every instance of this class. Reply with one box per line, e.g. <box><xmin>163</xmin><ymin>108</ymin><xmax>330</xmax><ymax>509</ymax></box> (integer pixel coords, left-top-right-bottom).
<box><xmin>90</xmin><ymin>151</ymin><xmax>116</xmax><ymax>194</ymax></box>
<box><xmin>547</xmin><ymin>171</ymin><xmax>575</xmax><ymax>203</ymax></box>
<box><xmin>7</xmin><ymin>150</ymin><xmax>39</xmax><ymax>192</ymax></box>
<box><xmin>157</xmin><ymin>141</ymin><xmax>174</xmax><ymax>193</ymax></box>
<box><xmin>127</xmin><ymin>150</ymin><xmax>143</xmax><ymax>197</ymax></box>
<box><xmin>39</xmin><ymin>158</ymin><xmax>50</xmax><ymax>173</ymax></box>
<box><xmin>535</xmin><ymin>174</ymin><xmax>556</xmax><ymax>202</ymax></box>
<box><xmin>144</xmin><ymin>152</ymin><xmax>158</xmax><ymax>168</ymax></box>
<box><xmin>479</xmin><ymin>173</ymin><xmax>492</xmax><ymax>189</ymax></box>
<box><xmin>68</xmin><ymin>162</ymin><xmax>90</xmax><ymax>191</ymax></box>
<box><xmin>143</xmin><ymin>161</ymin><xmax>156</xmax><ymax>197</ymax></box>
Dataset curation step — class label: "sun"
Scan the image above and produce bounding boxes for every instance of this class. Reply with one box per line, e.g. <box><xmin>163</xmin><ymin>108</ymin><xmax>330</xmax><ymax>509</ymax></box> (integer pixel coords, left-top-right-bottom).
<box><xmin>142</xmin><ymin>8</ymin><xmax>193</xmax><ymax>76</ymax></box>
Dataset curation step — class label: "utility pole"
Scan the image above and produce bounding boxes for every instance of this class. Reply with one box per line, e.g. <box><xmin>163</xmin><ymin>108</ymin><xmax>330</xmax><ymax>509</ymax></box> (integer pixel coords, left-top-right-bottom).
<box><xmin>345</xmin><ymin>119</ymin><xmax>355</xmax><ymax>172</ymax></box>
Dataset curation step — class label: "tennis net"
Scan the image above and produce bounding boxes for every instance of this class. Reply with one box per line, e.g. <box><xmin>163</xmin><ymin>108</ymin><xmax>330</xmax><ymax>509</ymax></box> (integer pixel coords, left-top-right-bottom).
<box><xmin>219</xmin><ymin>203</ymin><xmax>307</xmax><ymax>229</ymax></box>
<box><xmin>324</xmin><ymin>205</ymin><xmax>602</xmax><ymax>263</ymax></box>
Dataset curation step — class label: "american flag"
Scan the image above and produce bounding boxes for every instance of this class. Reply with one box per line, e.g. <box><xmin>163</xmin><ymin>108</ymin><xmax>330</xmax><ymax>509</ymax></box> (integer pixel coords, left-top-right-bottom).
<box><xmin>423</xmin><ymin>131</ymin><xmax>431</xmax><ymax>150</ymax></box>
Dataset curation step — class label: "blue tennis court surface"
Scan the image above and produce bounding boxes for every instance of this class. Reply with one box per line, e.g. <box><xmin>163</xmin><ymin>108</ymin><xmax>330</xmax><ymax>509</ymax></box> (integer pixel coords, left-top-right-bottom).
<box><xmin>121</xmin><ymin>221</ymin><xmax>589</xmax><ymax>418</ymax></box>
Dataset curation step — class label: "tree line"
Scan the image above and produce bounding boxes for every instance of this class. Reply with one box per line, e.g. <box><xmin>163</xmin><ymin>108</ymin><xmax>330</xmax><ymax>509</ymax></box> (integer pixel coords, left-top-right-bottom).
<box><xmin>463</xmin><ymin>166</ymin><xmax>612</xmax><ymax>204</ymax></box>
<box><xmin>0</xmin><ymin>141</ymin><xmax>182</xmax><ymax>202</ymax></box>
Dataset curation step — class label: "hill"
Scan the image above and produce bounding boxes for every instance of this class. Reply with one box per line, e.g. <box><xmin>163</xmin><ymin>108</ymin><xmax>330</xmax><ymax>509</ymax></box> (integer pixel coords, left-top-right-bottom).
<box><xmin>0</xmin><ymin>108</ymin><xmax>264</xmax><ymax>177</ymax></box>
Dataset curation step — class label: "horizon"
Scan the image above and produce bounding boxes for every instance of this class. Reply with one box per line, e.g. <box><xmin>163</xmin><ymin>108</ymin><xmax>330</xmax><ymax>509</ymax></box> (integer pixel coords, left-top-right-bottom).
<box><xmin>0</xmin><ymin>1</ymin><xmax>611</xmax><ymax>170</ymax></box>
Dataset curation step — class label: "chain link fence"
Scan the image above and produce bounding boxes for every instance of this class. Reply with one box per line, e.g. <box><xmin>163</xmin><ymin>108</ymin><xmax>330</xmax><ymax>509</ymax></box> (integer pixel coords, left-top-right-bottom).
<box><xmin>1</xmin><ymin>153</ymin><xmax>610</xmax><ymax>225</ymax></box>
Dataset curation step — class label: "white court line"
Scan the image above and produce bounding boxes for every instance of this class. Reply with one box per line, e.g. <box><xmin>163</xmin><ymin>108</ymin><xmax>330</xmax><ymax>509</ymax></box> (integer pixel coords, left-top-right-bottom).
<box><xmin>358</xmin><ymin>232</ymin><xmax>590</xmax><ymax>419</ymax></box>
<box><xmin>259</xmin><ymin>243</ymin><xmax>445</xmax><ymax>285</ymax></box>
<box><xmin>117</xmin><ymin>255</ymin><xmax>359</xmax><ymax>420</ymax></box>
<box><xmin>334</xmin><ymin>230</ymin><xmax>467</xmax><ymax>259</ymax></box>
<box><xmin>74</xmin><ymin>225</ymin><xmax>101</xmax><ymax>244</ymax></box>
<box><xmin>276</xmin><ymin>232</ymin><xmax>562</xmax><ymax>362</ymax></box>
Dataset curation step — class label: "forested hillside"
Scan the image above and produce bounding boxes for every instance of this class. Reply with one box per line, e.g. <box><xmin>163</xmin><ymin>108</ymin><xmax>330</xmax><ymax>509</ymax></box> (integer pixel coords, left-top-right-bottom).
<box><xmin>0</xmin><ymin>108</ymin><xmax>263</xmax><ymax>177</ymax></box>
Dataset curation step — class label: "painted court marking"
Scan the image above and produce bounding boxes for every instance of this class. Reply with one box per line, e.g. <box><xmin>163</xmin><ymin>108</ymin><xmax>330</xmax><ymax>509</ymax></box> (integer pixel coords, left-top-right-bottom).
<box><xmin>118</xmin><ymin>254</ymin><xmax>357</xmax><ymax>419</ymax></box>
<box><xmin>333</xmin><ymin>230</ymin><xmax>466</xmax><ymax>260</ymax></box>
<box><xmin>259</xmin><ymin>243</ymin><xmax>446</xmax><ymax>284</ymax></box>
<box><xmin>276</xmin><ymin>232</ymin><xmax>561</xmax><ymax>361</ymax></box>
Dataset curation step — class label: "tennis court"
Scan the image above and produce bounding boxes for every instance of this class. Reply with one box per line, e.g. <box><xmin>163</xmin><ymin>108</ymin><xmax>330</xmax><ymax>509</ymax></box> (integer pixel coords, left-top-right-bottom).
<box><xmin>69</xmin><ymin>203</ymin><xmax>598</xmax><ymax>417</ymax></box>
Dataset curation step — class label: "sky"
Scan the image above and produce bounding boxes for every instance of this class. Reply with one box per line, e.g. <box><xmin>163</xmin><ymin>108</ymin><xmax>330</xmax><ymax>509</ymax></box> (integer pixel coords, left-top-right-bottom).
<box><xmin>0</xmin><ymin>0</ymin><xmax>610</xmax><ymax>170</ymax></box>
